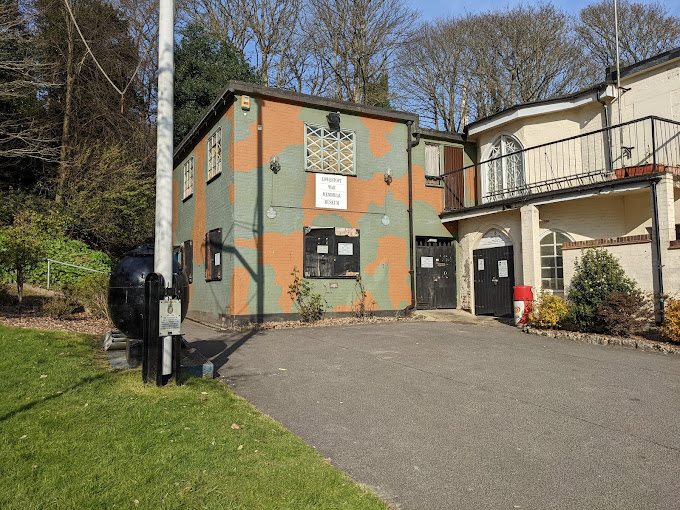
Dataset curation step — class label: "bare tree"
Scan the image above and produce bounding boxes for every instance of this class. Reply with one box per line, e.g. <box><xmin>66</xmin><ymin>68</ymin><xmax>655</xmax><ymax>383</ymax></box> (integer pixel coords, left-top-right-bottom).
<box><xmin>396</xmin><ymin>18</ymin><xmax>471</xmax><ymax>132</ymax></box>
<box><xmin>0</xmin><ymin>1</ymin><xmax>59</xmax><ymax>162</ymax></box>
<box><xmin>577</xmin><ymin>0</ymin><xmax>680</xmax><ymax>75</ymax></box>
<box><xmin>182</xmin><ymin>0</ymin><xmax>301</xmax><ymax>86</ymax></box>
<box><xmin>306</xmin><ymin>0</ymin><xmax>418</xmax><ymax>104</ymax></box>
<box><xmin>397</xmin><ymin>5</ymin><xmax>586</xmax><ymax>130</ymax></box>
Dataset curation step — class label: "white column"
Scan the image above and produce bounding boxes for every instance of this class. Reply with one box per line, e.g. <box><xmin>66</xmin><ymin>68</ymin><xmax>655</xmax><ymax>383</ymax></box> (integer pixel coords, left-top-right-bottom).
<box><xmin>154</xmin><ymin>0</ymin><xmax>174</xmax><ymax>376</ymax></box>
<box><xmin>520</xmin><ymin>204</ymin><xmax>541</xmax><ymax>292</ymax></box>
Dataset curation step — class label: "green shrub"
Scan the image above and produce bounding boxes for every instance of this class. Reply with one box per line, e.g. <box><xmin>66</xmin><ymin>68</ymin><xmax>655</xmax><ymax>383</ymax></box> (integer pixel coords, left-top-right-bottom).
<box><xmin>42</xmin><ymin>296</ymin><xmax>79</xmax><ymax>319</ymax></box>
<box><xmin>287</xmin><ymin>267</ymin><xmax>325</xmax><ymax>323</ymax></box>
<box><xmin>661</xmin><ymin>298</ymin><xmax>680</xmax><ymax>342</ymax></box>
<box><xmin>597</xmin><ymin>292</ymin><xmax>651</xmax><ymax>336</ymax></box>
<box><xmin>530</xmin><ymin>292</ymin><xmax>570</xmax><ymax>329</ymax></box>
<box><xmin>66</xmin><ymin>274</ymin><xmax>110</xmax><ymax>320</ymax></box>
<box><xmin>567</xmin><ymin>248</ymin><xmax>640</xmax><ymax>332</ymax></box>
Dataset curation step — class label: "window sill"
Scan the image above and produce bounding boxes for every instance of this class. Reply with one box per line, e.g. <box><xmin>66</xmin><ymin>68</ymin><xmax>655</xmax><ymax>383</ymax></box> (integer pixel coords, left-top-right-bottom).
<box><xmin>182</xmin><ymin>193</ymin><xmax>193</xmax><ymax>202</ymax></box>
<box><xmin>206</xmin><ymin>172</ymin><xmax>222</xmax><ymax>184</ymax></box>
<box><xmin>305</xmin><ymin>169</ymin><xmax>357</xmax><ymax>177</ymax></box>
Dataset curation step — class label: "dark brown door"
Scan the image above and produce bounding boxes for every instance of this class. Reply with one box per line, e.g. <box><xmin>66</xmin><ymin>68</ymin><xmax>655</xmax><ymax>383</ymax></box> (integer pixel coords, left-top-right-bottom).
<box><xmin>473</xmin><ymin>246</ymin><xmax>514</xmax><ymax>316</ymax></box>
<box><xmin>443</xmin><ymin>146</ymin><xmax>464</xmax><ymax>210</ymax></box>
<box><xmin>416</xmin><ymin>238</ymin><xmax>457</xmax><ymax>309</ymax></box>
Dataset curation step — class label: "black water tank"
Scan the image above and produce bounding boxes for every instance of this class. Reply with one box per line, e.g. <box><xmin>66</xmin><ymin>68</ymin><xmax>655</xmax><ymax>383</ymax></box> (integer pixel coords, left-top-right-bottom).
<box><xmin>108</xmin><ymin>245</ymin><xmax>189</xmax><ymax>339</ymax></box>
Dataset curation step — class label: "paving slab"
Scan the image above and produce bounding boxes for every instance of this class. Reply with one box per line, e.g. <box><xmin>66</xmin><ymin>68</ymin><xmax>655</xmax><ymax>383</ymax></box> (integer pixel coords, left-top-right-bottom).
<box><xmin>183</xmin><ymin>319</ymin><xmax>680</xmax><ymax>509</ymax></box>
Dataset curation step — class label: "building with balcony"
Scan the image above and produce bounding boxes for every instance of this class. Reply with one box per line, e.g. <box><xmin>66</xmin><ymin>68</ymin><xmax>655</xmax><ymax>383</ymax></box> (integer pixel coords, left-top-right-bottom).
<box><xmin>441</xmin><ymin>48</ymin><xmax>680</xmax><ymax>317</ymax></box>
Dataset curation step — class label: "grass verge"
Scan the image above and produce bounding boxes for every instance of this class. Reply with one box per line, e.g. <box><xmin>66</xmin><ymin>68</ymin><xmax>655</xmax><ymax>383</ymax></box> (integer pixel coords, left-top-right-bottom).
<box><xmin>0</xmin><ymin>325</ymin><xmax>387</xmax><ymax>509</ymax></box>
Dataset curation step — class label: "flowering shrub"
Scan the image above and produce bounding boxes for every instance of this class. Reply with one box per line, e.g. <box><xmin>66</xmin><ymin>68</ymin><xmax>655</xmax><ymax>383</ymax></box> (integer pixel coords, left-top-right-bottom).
<box><xmin>661</xmin><ymin>298</ymin><xmax>680</xmax><ymax>342</ymax></box>
<box><xmin>530</xmin><ymin>292</ymin><xmax>570</xmax><ymax>329</ymax></box>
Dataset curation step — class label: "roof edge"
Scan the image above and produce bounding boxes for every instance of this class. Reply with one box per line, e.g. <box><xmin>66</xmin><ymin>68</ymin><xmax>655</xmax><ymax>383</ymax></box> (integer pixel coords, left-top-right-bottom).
<box><xmin>174</xmin><ymin>81</ymin><xmax>419</xmax><ymax>162</ymax></box>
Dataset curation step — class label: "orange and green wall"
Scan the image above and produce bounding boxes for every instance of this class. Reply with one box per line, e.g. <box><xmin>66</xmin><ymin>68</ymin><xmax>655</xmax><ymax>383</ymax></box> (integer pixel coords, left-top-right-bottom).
<box><xmin>173</xmin><ymin>92</ymin><xmax>476</xmax><ymax>323</ymax></box>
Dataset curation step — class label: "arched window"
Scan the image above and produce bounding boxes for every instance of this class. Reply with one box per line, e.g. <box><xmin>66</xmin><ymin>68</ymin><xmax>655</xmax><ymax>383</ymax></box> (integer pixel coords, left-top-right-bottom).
<box><xmin>483</xmin><ymin>135</ymin><xmax>525</xmax><ymax>203</ymax></box>
<box><xmin>540</xmin><ymin>231</ymin><xmax>572</xmax><ymax>291</ymax></box>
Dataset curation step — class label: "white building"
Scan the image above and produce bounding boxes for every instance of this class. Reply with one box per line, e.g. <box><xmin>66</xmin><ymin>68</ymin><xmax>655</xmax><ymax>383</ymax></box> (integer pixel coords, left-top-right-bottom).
<box><xmin>440</xmin><ymin>48</ymin><xmax>680</xmax><ymax>318</ymax></box>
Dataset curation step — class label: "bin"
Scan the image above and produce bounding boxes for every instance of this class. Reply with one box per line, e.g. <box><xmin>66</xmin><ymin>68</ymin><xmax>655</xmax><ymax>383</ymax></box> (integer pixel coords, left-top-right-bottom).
<box><xmin>513</xmin><ymin>286</ymin><xmax>533</xmax><ymax>325</ymax></box>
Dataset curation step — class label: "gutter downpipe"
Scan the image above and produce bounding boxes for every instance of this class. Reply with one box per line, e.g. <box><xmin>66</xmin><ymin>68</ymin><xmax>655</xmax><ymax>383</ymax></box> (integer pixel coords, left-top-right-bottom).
<box><xmin>650</xmin><ymin>119</ymin><xmax>664</xmax><ymax>325</ymax></box>
<box><xmin>405</xmin><ymin>121</ymin><xmax>420</xmax><ymax>316</ymax></box>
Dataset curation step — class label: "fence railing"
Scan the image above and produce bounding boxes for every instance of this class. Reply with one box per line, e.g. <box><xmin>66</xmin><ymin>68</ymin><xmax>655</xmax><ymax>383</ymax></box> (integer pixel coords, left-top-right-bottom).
<box><xmin>442</xmin><ymin>116</ymin><xmax>680</xmax><ymax>211</ymax></box>
<box><xmin>46</xmin><ymin>259</ymin><xmax>110</xmax><ymax>289</ymax></box>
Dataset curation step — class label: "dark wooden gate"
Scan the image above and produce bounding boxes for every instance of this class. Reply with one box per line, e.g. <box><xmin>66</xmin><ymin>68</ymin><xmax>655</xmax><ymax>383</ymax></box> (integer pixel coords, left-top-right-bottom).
<box><xmin>416</xmin><ymin>238</ymin><xmax>457</xmax><ymax>309</ymax></box>
<box><xmin>473</xmin><ymin>246</ymin><xmax>514</xmax><ymax>316</ymax></box>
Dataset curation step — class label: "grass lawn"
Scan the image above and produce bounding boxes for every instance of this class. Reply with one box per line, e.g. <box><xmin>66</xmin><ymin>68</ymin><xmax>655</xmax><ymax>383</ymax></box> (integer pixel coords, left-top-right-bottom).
<box><xmin>0</xmin><ymin>325</ymin><xmax>387</xmax><ymax>509</ymax></box>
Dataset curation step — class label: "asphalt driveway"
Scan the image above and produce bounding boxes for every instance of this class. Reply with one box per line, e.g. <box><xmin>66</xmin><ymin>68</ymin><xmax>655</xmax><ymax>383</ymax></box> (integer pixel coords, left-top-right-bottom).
<box><xmin>183</xmin><ymin>319</ymin><xmax>680</xmax><ymax>509</ymax></box>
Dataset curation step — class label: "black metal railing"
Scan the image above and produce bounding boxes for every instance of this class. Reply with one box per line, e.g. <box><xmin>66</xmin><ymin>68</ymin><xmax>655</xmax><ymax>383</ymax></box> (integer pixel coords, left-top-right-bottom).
<box><xmin>442</xmin><ymin>116</ymin><xmax>680</xmax><ymax>211</ymax></box>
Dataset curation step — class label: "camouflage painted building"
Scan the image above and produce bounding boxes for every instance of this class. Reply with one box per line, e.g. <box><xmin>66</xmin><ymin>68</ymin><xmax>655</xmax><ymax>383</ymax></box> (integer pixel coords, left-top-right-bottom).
<box><xmin>173</xmin><ymin>82</ymin><xmax>474</xmax><ymax>325</ymax></box>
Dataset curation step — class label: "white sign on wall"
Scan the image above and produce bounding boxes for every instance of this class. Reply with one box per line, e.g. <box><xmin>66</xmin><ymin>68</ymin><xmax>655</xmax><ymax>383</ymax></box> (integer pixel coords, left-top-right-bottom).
<box><xmin>421</xmin><ymin>256</ymin><xmax>434</xmax><ymax>268</ymax></box>
<box><xmin>498</xmin><ymin>260</ymin><xmax>508</xmax><ymax>278</ymax></box>
<box><xmin>316</xmin><ymin>174</ymin><xmax>347</xmax><ymax>210</ymax></box>
<box><xmin>338</xmin><ymin>243</ymin><xmax>353</xmax><ymax>255</ymax></box>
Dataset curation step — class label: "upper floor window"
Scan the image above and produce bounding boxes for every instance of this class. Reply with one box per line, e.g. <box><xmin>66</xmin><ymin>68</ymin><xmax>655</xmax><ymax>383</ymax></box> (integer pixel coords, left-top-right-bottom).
<box><xmin>305</xmin><ymin>124</ymin><xmax>355</xmax><ymax>175</ymax></box>
<box><xmin>483</xmin><ymin>134</ymin><xmax>525</xmax><ymax>203</ymax></box>
<box><xmin>540</xmin><ymin>231</ymin><xmax>571</xmax><ymax>291</ymax></box>
<box><xmin>207</xmin><ymin>127</ymin><xmax>222</xmax><ymax>181</ymax></box>
<box><xmin>425</xmin><ymin>143</ymin><xmax>441</xmax><ymax>179</ymax></box>
<box><xmin>183</xmin><ymin>157</ymin><xmax>195</xmax><ymax>199</ymax></box>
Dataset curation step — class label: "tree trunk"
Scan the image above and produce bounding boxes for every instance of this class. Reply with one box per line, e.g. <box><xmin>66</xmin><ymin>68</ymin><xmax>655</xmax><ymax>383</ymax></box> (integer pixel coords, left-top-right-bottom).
<box><xmin>16</xmin><ymin>269</ymin><xmax>23</xmax><ymax>305</ymax></box>
<box><xmin>55</xmin><ymin>10</ymin><xmax>75</xmax><ymax>204</ymax></box>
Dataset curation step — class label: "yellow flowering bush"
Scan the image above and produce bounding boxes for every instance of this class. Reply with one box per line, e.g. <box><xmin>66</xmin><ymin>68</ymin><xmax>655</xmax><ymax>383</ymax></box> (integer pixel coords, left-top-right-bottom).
<box><xmin>530</xmin><ymin>292</ymin><xmax>570</xmax><ymax>329</ymax></box>
<box><xmin>661</xmin><ymin>298</ymin><xmax>680</xmax><ymax>342</ymax></box>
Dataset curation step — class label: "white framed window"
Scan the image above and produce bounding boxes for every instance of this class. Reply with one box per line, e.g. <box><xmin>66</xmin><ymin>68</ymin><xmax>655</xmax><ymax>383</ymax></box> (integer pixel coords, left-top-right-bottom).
<box><xmin>305</xmin><ymin>124</ymin><xmax>355</xmax><ymax>175</ymax></box>
<box><xmin>207</xmin><ymin>127</ymin><xmax>222</xmax><ymax>181</ymax></box>
<box><xmin>483</xmin><ymin>134</ymin><xmax>525</xmax><ymax>203</ymax></box>
<box><xmin>425</xmin><ymin>143</ymin><xmax>441</xmax><ymax>178</ymax></box>
<box><xmin>183</xmin><ymin>157</ymin><xmax>195</xmax><ymax>199</ymax></box>
<box><xmin>540</xmin><ymin>231</ymin><xmax>572</xmax><ymax>291</ymax></box>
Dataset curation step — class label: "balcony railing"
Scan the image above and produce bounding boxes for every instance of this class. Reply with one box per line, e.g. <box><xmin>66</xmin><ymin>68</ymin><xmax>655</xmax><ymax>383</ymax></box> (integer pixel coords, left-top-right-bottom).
<box><xmin>442</xmin><ymin>116</ymin><xmax>680</xmax><ymax>211</ymax></box>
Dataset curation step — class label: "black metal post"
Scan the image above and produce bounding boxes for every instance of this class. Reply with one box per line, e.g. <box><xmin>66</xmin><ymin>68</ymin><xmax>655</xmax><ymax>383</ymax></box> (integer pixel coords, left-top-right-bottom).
<box><xmin>651</xmin><ymin>118</ymin><xmax>657</xmax><ymax>172</ymax></box>
<box><xmin>143</xmin><ymin>273</ymin><xmax>164</xmax><ymax>385</ymax></box>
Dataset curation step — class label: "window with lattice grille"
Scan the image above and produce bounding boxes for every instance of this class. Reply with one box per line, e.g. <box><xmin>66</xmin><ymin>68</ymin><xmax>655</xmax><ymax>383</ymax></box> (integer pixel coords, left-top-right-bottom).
<box><xmin>305</xmin><ymin>124</ymin><xmax>355</xmax><ymax>175</ymax></box>
<box><xmin>207</xmin><ymin>127</ymin><xmax>222</xmax><ymax>180</ymax></box>
<box><xmin>183</xmin><ymin>157</ymin><xmax>195</xmax><ymax>199</ymax></box>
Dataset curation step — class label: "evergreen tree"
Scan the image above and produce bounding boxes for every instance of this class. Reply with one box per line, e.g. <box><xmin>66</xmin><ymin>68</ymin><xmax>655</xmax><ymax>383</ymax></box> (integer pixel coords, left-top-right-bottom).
<box><xmin>174</xmin><ymin>23</ymin><xmax>262</xmax><ymax>146</ymax></box>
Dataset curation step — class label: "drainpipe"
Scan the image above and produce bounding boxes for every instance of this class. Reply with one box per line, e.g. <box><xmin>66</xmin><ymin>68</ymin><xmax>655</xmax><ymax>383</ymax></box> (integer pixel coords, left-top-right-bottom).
<box><xmin>650</xmin><ymin>168</ymin><xmax>665</xmax><ymax>325</ymax></box>
<box><xmin>405</xmin><ymin>121</ymin><xmax>420</xmax><ymax>315</ymax></box>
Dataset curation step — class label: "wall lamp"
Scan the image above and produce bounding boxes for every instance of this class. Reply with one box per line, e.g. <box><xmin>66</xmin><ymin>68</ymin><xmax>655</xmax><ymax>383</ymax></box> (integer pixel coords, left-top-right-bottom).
<box><xmin>384</xmin><ymin>168</ymin><xmax>393</xmax><ymax>185</ymax></box>
<box><xmin>270</xmin><ymin>155</ymin><xmax>281</xmax><ymax>174</ymax></box>
<box><xmin>327</xmin><ymin>112</ymin><xmax>341</xmax><ymax>130</ymax></box>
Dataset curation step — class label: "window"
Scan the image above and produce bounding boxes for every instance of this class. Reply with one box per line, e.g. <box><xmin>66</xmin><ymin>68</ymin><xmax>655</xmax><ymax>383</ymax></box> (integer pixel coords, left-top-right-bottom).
<box><xmin>305</xmin><ymin>124</ymin><xmax>355</xmax><ymax>175</ymax></box>
<box><xmin>182</xmin><ymin>240</ymin><xmax>194</xmax><ymax>283</ymax></box>
<box><xmin>207</xmin><ymin>127</ymin><xmax>222</xmax><ymax>180</ymax></box>
<box><xmin>483</xmin><ymin>134</ymin><xmax>525</xmax><ymax>202</ymax></box>
<box><xmin>425</xmin><ymin>144</ymin><xmax>441</xmax><ymax>179</ymax></box>
<box><xmin>304</xmin><ymin>226</ymin><xmax>360</xmax><ymax>278</ymax></box>
<box><xmin>205</xmin><ymin>229</ymin><xmax>222</xmax><ymax>281</ymax></box>
<box><xmin>540</xmin><ymin>231</ymin><xmax>571</xmax><ymax>291</ymax></box>
<box><xmin>183</xmin><ymin>157</ymin><xmax>195</xmax><ymax>199</ymax></box>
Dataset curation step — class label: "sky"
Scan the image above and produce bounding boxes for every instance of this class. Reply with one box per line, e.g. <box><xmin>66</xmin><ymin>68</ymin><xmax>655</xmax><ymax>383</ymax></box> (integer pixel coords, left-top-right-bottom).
<box><xmin>410</xmin><ymin>0</ymin><xmax>680</xmax><ymax>21</ymax></box>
